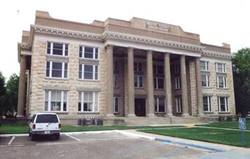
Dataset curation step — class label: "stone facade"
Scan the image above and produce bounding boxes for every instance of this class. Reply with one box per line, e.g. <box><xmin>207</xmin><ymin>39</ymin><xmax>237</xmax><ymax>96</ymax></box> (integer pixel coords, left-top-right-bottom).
<box><xmin>17</xmin><ymin>11</ymin><xmax>236</xmax><ymax>124</ymax></box>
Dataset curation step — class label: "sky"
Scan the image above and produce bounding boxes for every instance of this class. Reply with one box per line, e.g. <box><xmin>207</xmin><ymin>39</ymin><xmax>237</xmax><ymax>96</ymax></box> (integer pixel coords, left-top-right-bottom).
<box><xmin>0</xmin><ymin>0</ymin><xmax>249</xmax><ymax>79</ymax></box>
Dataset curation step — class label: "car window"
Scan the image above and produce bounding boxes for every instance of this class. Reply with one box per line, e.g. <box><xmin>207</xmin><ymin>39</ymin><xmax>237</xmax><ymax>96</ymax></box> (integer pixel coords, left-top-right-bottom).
<box><xmin>35</xmin><ymin>114</ymin><xmax>58</xmax><ymax>123</ymax></box>
<box><xmin>31</xmin><ymin>115</ymin><xmax>36</xmax><ymax>122</ymax></box>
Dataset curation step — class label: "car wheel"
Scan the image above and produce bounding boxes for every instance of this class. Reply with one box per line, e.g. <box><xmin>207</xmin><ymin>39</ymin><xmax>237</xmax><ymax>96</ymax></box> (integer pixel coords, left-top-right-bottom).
<box><xmin>30</xmin><ymin>134</ymin><xmax>35</xmax><ymax>141</ymax></box>
<box><xmin>55</xmin><ymin>133</ymin><xmax>60</xmax><ymax>140</ymax></box>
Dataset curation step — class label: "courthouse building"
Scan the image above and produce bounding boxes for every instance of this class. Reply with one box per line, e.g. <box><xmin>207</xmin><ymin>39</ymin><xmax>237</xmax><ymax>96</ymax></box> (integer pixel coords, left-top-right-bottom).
<box><xmin>17</xmin><ymin>11</ymin><xmax>235</xmax><ymax>124</ymax></box>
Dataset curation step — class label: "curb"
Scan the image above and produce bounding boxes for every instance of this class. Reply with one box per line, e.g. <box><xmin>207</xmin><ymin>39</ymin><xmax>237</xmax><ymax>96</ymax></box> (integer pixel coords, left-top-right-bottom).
<box><xmin>155</xmin><ymin>138</ymin><xmax>225</xmax><ymax>152</ymax></box>
<box><xmin>0</xmin><ymin>130</ymin><xmax>118</xmax><ymax>137</ymax></box>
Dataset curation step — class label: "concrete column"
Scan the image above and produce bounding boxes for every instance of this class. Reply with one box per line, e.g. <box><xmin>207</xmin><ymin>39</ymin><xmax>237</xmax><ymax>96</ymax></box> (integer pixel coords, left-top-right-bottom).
<box><xmin>146</xmin><ymin>51</ymin><xmax>154</xmax><ymax>117</ymax></box>
<box><xmin>127</xmin><ymin>48</ymin><xmax>135</xmax><ymax>116</ymax></box>
<box><xmin>106</xmin><ymin>45</ymin><xmax>114</xmax><ymax>117</ymax></box>
<box><xmin>195</xmin><ymin>58</ymin><xmax>203</xmax><ymax>116</ymax></box>
<box><xmin>180</xmin><ymin>55</ymin><xmax>189</xmax><ymax>116</ymax></box>
<box><xmin>189</xmin><ymin>59</ymin><xmax>198</xmax><ymax>116</ymax></box>
<box><xmin>17</xmin><ymin>56</ymin><xmax>26</xmax><ymax>117</ymax></box>
<box><xmin>164</xmin><ymin>53</ymin><xmax>173</xmax><ymax>116</ymax></box>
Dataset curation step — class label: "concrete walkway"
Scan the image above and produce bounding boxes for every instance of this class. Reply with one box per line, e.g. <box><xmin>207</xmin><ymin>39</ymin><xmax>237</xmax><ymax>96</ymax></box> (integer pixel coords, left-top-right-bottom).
<box><xmin>118</xmin><ymin>130</ymin><xmax>250</xmax><ymax>159</ymax></box>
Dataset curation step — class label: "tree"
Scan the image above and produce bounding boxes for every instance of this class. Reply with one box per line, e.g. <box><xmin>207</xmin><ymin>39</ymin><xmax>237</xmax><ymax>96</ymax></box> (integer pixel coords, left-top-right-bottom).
<box><xmin>232</xmin><ymin>48</ymin><xmax>250</xmax><ymax>115</ymax></box>
<box><xmin>0</xmin><ymin>72</ymin><xmax>6</xmax><ymax>114</ymax></box>
<box><xmin>5</xmin><ymin>74</ymin><xmax>19</xmax><ymax>112</ymax></box>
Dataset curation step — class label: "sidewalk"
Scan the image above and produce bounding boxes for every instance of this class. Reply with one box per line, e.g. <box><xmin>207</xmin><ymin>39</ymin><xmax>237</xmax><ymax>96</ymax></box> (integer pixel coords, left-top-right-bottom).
<box><xmin>117</xmin><ymin>129</ymin><xmax>247</xmax><ymax>152</ymax></box>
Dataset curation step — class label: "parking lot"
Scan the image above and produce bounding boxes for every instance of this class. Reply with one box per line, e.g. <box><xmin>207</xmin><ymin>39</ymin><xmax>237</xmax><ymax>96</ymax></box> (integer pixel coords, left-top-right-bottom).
<box><xmin>0</xmin><ymin>131</ymin><xmax>207</xmax><ymax>159</ymax></box>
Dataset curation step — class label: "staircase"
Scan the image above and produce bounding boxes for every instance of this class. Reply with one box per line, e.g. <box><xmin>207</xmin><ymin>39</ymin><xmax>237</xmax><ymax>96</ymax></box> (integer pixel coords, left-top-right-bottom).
<box><xmin>104</xmin><ymin>116</ymin><xmax>205</xmax><ymax>126</ymax></box>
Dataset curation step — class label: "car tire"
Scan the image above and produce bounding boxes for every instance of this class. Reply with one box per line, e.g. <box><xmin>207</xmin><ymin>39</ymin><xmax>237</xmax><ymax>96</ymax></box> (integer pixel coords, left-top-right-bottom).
<box><xmin>30</xmin><ymin>134</ymin><xmax>35</xmax><ymax>141</ymax></box>
<box><xmin>55</xmin><ymin>133</ymin><xmax>60</xmax><ymax>140</ymax></box>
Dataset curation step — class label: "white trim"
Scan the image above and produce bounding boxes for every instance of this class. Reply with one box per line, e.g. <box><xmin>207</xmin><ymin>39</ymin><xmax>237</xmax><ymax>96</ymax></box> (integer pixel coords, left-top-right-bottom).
<box><xmin>62</xmin><ymin>62</ymin><xmax>65</xmax><ymax>78</ymax></box>
<box><xmin>174</xmin><ymin>76</ymin><xmax>181</xmax><ymax>89</ymax></box>
<box><xmin>217</xmin><ymin>75</ymin><xmax>227</xmax><ymax>88</ymax></box>
<box><xmin>215</xmin><ymin>63</ymin><xmax>226</xmax><ymax>73</ymax></box>
<box><xmin>218</xmin><ymin>96</ymin><xmax>229</xmax><ymax>112</ymax></box>
<box><xmin>81</xmin><ymin>92</ymin><xmax>84</xmax><ymax>112</ymax></box>
<box><xmin>155</xmin><ymin>97</ymin><xmax>165</xmax><ymax>113</ymax></box>
<box><xmin>203</xmin><ymin>96</ymin><xmax>212</xmax><ymax>112</ymax></box>
<box><xmin>61</xmin><ymin>91</ymin><xmax>64</xmax><ymax>112</ymax></box>
<box><xmin>50</xmin><ymin>42</ymin><xmax>53</xmax><ymax>55</ymax></box>
<box><xmin>201</xmin><ymin>74</ymin><xmax>209</xmax><ymax>87</ymax></box>
<box><xmin>80</xmin><ymin>46</ymin><xmax>99</xmax><ymax>60</ymax></box>
<box><xmin>175</xmin><ymin>96</ymin><xmax>182</xmax><ymax>113</ymax></box>
<box><xmin>47</xmin><ymin>61</ymin><xmax>68</xmax><ymax>79</ymax></box>
<box><xmin>45</xmin><ymin>90</ymin><xmax>67</xmax><ymax>112</ymax></box>
<box><xmin>48</xmin><ymin>91</ymin><xmax>51</xmax><ymax>111</ymax></box>
<box><xmin>79</xmin><ymin>91</ymin><xmax>99</xmax><ymax>113</ymax></box>
<box><xmin>105</xmin><ymin>39</ymin><xmax>201</xmax><ymax>57</ymax></box>
<box><xmin>200</xmin><ymin>61</ymin><xmax>209</xmax><ymax>71</ymax></box>
<box><xmin>62</xmin><ymin>44</ymin><xmax>66</xmax><ymax>56</ymax></box>
<box><xmin>81</xmin><ymin>64</ymin><xmax>99</xmax><ymax>80</ymax></box>
<box><xmin>135</xmin><ymin>75</ymin><xmax>144</xmax><ymax>88</ymax></box>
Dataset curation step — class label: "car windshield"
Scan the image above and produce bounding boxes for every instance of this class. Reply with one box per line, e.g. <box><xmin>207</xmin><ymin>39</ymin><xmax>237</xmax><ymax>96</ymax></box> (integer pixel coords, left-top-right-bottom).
<box><xmin>36</xmin><ymin>114</ymin><xmax>58</xmax><ymax>123</ymax></box>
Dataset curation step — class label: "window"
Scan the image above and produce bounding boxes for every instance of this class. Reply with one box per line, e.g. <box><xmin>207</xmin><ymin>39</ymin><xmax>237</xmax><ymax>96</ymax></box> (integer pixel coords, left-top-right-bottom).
<box><xmin>36</xmin><ymin>114</ymin><xmax>58</xmax><ymax>123</ymax></box>
<box><xmin>134</xmin><ymin>62</ymin><xmax>143</xmax><ymax>73</ymax></box>
<box><xmin>46</xmin><ymin>61</ymin><xmax>68</xmax><ymax>78</ymax></box>
<box><xmin>174</xmin><ymin>64</ymin><xmax>180</xmax><ymax>74</ymax></box>
<box><xmin>174</xmin><ymin>76</ymin><xmax>181</xmax><ymax>89</ymax></box>
<box><xmin>200</xmin><ymin>61</ymin><xmax>209</xmax><ymax>71</ymax></box>
<box><xmin>45</xmin><ymin>90</ymin><xmax>67</xmax><ymax>112</ymax></box>
<box><xmin>154</xmin><ymin>64</ymin><xmax>164</xmax><ymax>75</ymax></box>
<box><xmin>114</xmin><ymin>74</ymin><xmax>119</xmax><ymax>88</ymax></box>
<box><xmin>216</xmin><ymin>63</ymin><xmax>226</xmax><ymax>73</ymax></box>
<box><xmin>218</xmin><ymin>97</ymin><xmax>229</xmax><ymax>112</ymax></box>
<box><xmin>201</xmin><ymin>74</ymin><xmax>209</xmax><ymax>87</ymax></box>
<box><xmin>154</xmin><ymin>77</ymin><xmax>164</xmax><ymax>89</ymax></box>
<box><xmin>114</xmin><ymin>61</ymin><xmax>120</xmax><ymax>74</ymax></box>
<box><xmin>113</xmin><ymin>97</ymin><xmax>119</xmax><ymax>113</ymax></box>
<box><xmin>217</xmin><ymin>75</ymin><xmax>226</xmax><ymax>88</ymax></box>
<box><xmin>154</xmin><ymin>64</ymin><xmax>164</xmax><ymax>89</ymax></box>
<box><xmin>134</xmin><ymin>75</ymin><xmax>144</xmax><ymax>88</ymax></box>
<box><xmin>78</xmin><ymin>92</ymin><xmax>98</xmax><ymax>112</ymax></box>
<box><xmin>79</xmin><ymin>46</ymin><xmax>98</xmax><ymax>59</ymax></box>
<box><xmin>203</xmin><ymin>96</ymin><xmax>212</xmax><ymax>112</ymax></box>
<box><xmin>47</xmin><ymin>42</ymin><xmax>68</xmax><ymax>56</ymax></box>
<box><xmin>79</xmin><ymin>64</ymin><xmax>98</xmax><ymax>80</ymax></box>
<box><xmin>155</xmin><ymin>97</ymin><xmax>165</xmax><ymax>113</ymax></box>
<box><xmin>175</xmin><ymin>96</ymin><xmax>182</xmax><ymax>113</ymax></box>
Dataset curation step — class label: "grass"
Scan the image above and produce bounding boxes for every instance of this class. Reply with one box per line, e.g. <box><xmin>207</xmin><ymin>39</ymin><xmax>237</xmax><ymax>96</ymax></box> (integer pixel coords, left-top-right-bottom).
<box><xmin>0</xmin><ymin>122</ymin><xmax>29</xmax><ymax>134</ymax></box>
<box><xmin>140</xmin><ymin>127</ymin><xmax>250</xmax><ymax>147</ymax></box>
<box><xmin>0</xmin><ymin>122</ymin><xmax>180</xmax><ymax>134</ymax></box>
<box><xmin>201</xmin><ymin>120</ymin><xmax>250</xmax><ymax>130</ymax></box>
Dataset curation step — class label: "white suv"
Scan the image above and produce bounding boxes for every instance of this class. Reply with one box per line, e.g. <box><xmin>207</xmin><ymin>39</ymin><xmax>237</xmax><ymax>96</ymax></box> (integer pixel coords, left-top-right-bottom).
<box><xmin>29</xmin><ymin>113</ymin><xmax>61</xmax><ymax>140</ymax></box>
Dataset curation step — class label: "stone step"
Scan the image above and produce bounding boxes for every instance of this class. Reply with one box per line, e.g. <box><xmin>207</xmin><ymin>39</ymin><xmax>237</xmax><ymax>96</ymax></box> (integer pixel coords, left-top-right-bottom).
<box><xmin>104</xmin><ymin>116</ymin><xmax>204</xmax><ymax>126</ymax></box>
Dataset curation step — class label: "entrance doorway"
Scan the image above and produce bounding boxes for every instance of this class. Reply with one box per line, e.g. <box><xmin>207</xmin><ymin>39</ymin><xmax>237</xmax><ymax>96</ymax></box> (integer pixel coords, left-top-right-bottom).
<box><xmin>135</xmin><ymin>98</ymin><xmax>146</xmax><ymax>116</ymax></box>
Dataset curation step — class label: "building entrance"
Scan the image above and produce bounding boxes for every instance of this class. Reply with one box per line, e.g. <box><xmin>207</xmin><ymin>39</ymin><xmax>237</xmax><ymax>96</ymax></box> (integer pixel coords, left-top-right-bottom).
<box><xmin>135</xmin><ymin>98</ymin><xmax>146</xmax><ymax>116</ymax></box>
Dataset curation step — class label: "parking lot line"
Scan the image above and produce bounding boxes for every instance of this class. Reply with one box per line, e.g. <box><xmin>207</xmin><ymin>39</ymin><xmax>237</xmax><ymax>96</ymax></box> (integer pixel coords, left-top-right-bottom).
<box><xmin>65</xmin><ymin>134</ymin><xmax>81</xmax><ymax>142</ymax></box>
<box><xmin>8</xmin><ymin>136</ymin><xmax>15</xmax><ymax>146</ymax></box>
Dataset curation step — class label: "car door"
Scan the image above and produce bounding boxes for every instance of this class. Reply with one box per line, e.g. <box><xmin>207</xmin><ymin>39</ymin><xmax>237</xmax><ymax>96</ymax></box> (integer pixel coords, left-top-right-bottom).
<box><xmin>35</xmin><ymin>114</ymin><xmax>59</xmax><ymax>133</ymax></box>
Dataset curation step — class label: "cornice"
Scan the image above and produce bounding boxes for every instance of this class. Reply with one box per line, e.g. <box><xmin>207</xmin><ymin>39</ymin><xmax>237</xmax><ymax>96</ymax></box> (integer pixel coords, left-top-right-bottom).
<box><xmin>202</xmin><ymin>50</ymin><xmax>232</xmax><ymax>60</ymax></box>
<box><xmin>20</xmin><ymin>42</ymin><xmax>32</xmax><ymax>50</ymax></box>
<box><xmin>103</xmin><ymin>31</ymin><xmax>204</xmax><ymax>53</ymax></box>
<box><xmin>28</xmin><ymin>25</ymin><xmax>231</xmax><ymax>60</ymax></box>
<box><xmin>32</xmin><ymin>25</ymin><xmax>103</xmax><ymax>42</ymax></box>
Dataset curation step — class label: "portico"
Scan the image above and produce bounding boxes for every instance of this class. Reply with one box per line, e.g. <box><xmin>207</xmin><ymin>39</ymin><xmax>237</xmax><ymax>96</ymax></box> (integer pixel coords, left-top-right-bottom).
<box><xmin>106</xmin><ymin>44</ymin><xmax>203</xmax><ymax>118</ymax></box>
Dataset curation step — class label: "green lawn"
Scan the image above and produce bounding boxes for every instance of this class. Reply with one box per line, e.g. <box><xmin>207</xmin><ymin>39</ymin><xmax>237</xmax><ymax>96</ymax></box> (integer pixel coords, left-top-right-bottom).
<box><xmin>0</xmin><ymin>122</ymin><xmax>29</xmax><ymax>134</ymax></box>
<box><xmin>140</xmin><ymin>127</ymin><xmax>250</xmax><ymax>147</ymax></box>
<box><xmin>0</xmin><ymin>122</ymin><xmax>179</xmax><ymax>134</ymax></box>
<box><xmin>201</xmin><ymin>120</ymin><xmax>250</xmax><ymax>130</ymax></box>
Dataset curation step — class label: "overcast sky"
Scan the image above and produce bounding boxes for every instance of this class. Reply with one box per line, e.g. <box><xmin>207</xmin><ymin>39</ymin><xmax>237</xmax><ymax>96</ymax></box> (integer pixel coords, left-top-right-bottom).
<box><xmin>0</xmin><ymin>0</ymin><xmax>249</xmax><ymax>79</ymax></box>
